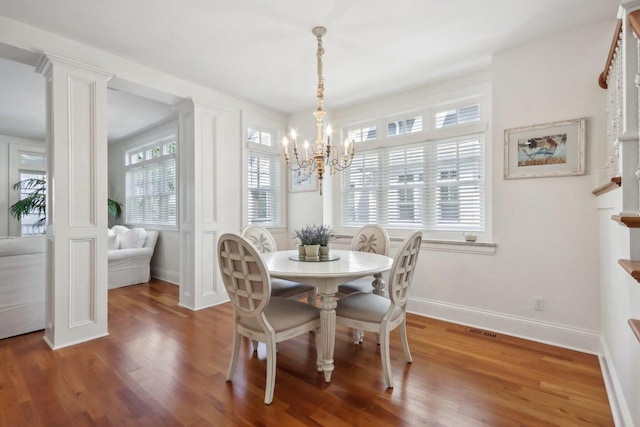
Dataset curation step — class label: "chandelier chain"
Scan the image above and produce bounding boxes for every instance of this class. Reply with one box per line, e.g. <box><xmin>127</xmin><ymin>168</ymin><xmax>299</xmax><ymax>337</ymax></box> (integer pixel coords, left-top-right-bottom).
<box><xmin>316</xmin><ymin>31</ymin><xmax>324</xmax><ymax>112</ymax></box>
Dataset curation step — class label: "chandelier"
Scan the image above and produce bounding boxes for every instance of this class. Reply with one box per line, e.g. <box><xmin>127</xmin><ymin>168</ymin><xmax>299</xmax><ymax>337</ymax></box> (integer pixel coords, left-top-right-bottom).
<box><xmin>282</xmin><ymin>26</ymin><xmax>355</xmax><ymax>195</ymax></box>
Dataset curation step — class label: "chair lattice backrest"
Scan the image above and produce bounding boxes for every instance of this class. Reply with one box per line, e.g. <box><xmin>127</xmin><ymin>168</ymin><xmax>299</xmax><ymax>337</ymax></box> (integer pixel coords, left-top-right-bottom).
<box><xmin>388</xmin><ymin>231</ymin><xmax>422</xmax><ymax>309</ymax></box>
<box><xmin>242</xmin><ymin>226</ymin><xmax>277</xmax><ymax>254</ymax></box>
<box><xmin>218</xmin><ymin>233</ymin><xmax>270</xmax><ymax>316</ymax></box>
<box><xmin>351</xmin><ymin>224</ymin><xmax>390</xmax><ymax>256</ymax></box>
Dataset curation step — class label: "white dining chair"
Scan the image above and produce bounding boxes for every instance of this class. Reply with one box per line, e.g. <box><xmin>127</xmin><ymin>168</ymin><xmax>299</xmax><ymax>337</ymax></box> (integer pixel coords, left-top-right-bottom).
<box><xmin>242</xmin><ymin>225</ymin><xmax>317</xmax><ymax>305</ymax></box>
<box><xmin>338</xmin><ymin>224</ymin><xmax>390</xmax><ymax>344</ymax></box>
<box><xmin>218</xmin><ymin>233</ymin><xmax>321</xmax><ymax>405</ymax></box>
<box><xmin>335</xmin><ymin>230</ymin><xmax>422</xmax><ymax>389</ymax></box>
<box><xmin>338</xmin><ymin>224</ymin><xmax>390</xmax><ymax>296</ymax></box>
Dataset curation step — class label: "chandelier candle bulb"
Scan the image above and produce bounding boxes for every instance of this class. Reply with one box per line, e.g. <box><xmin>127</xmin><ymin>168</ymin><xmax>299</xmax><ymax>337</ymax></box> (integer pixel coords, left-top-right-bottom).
<box><xmin>282</xmin><ymin>137</ymin><xmax>289</xmax><ymax>155</ymax></box>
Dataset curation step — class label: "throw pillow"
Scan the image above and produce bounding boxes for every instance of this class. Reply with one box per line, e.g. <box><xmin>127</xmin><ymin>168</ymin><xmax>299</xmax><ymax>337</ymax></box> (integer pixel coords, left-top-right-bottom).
<box><xmin>111</xmin><ymin>225</ymin><xmax>130</xmax><ymax>235</ymax></box>
<box><xmin>107</xmin><ymin>228</ymin><xmax>119</xmax><ymax>250</ymax></box>
<box><xmin>133</xmin><ymin>228</ymin><xmax>147</xmax><ymax>248</ymax></box>
<box><xmin>118</xmin><ymin>228</ymin><xmax>148</xmax><ymax>249</ymax></box>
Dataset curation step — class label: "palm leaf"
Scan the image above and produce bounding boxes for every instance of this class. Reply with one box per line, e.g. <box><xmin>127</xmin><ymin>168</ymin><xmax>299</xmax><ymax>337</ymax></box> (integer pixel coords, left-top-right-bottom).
<box><xmin>10</xmin><ymin>178</ymin><xmax>46</xmax><ymax>222</ymax></box>
<box><xmin>108</xmin><ymin>198</ymin><xmax>123</xmax><ymax>219</ymax></box>
<box><xmin>10</xmin><ymin>177</ymin><xmax>123</xmax><ymax>221</ymax></box>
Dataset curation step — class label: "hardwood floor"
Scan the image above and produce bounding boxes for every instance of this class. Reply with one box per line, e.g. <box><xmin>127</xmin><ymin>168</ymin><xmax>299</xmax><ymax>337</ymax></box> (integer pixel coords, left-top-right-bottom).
<box><xmin>0</xmin><ymin>280</ymin><xmax>613</xmax><ymax>426</ymax></box>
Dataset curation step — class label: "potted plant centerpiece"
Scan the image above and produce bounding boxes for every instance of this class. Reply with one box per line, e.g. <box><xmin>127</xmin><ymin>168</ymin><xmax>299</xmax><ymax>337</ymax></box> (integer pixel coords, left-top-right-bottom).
<box><xmin>317</xmin><ymin>224</ymin><xmax>334</xmax><ymax>259</ymax></box>
<box><xmin>294</xmin><ymin>225</ymin><xmax>334</xmax><ymax>261</ymax></box>
<box><xmin>294</xmin><ymin>225</ymin><xmax>320</xmax><ymax>261</ymax></box>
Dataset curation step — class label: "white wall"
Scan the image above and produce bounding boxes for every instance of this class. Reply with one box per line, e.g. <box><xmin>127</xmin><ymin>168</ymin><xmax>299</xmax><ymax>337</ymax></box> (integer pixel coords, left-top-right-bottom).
<box><xmin>293</xmin><ymin>20</ymin><xmax>610</xmax><ymax>353</ymax></box>
<box><xmin>485</xmin><ymin>20</ymin><xmax>609</xmax><ymax>349</ymax></box>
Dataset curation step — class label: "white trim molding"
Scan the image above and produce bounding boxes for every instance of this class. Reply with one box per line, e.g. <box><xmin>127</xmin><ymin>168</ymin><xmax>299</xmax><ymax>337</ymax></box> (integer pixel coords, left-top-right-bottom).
<box><xmin>599</xmin><ymin>336</ymin><xmax>634</xmax><ymax>427</ymax></box>
<box><xmin>407</xmin><ymin>297</ymin><xmax>600</xmax><ymax>354</ymax></box>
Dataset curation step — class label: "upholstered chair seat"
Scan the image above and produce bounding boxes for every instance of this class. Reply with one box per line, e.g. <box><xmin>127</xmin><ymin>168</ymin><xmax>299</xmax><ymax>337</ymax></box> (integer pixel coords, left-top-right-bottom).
<box><xmin>237</xmin><ymin>297</ymin><xmax>320</xmax><ymax>332</ymax></box>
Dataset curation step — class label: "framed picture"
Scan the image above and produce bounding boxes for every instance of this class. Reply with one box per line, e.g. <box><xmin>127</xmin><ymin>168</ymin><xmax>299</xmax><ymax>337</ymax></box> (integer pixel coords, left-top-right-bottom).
<box><xmin>289</xmin><ymin>169</ymin><xmax>318</xmax><ymax>192</ymax></box>
<box><xmin>504</xmin><ymin>118</ymin><xmax>585</xmax><ymax>179</ymax></box>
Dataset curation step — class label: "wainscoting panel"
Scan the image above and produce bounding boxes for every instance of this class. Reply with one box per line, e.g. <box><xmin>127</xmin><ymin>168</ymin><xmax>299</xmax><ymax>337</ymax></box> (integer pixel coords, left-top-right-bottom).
<box><xmin>69</xmin><ymin>238</ymin><xmax>96</xmax><ymax>327</ymax></box>
<box><xmin>68</xmin><ymin>77</ymin><xmax>96</xmax><ymax>227</ymax></box>
<box><xmin>201</xmin><ymin>230</ymin><xmax>217</xmax><ymax>296</ymax></box>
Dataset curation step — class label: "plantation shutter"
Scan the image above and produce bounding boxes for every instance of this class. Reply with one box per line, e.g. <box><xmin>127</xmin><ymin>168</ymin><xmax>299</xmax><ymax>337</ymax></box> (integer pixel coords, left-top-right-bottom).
<box><xmin>341</xmin><ymin>152</ymin><xmax>381</xmax><ymax>225</ymax></box>
<box><xmin>386</xmin><ymin>146</ymin><xmax>425</xmax><ymax>226</ymax></box>
<box><xmin>340</xmin><ymin>134</ymin><xmax>484</xmax><ymax>231</ymax></box>
<box><xmin>425</xmin><ymin>135</ymin><xmax>484</xmax><ymax>229</ymax></box>
<box><xmin>125</xmin><ymin>155</ymin><xmax>176</xmax><ymax>225</ymax></box>
<box><xmin>247</xmin><ymin>150</ymin><xmax>280</xmax><ymax>225</ymax></box>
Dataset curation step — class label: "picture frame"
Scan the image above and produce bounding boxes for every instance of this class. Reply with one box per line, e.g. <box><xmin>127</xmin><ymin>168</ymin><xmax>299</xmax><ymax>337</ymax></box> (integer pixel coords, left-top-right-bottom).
<box><xmin>504</xmin><ymin>118</ymin><xmax>585</xmax><ymax>179</ymax></box>
<box><xmin>289</xmin><ymin>169</ymin><xmax>318</xmax><ymax>192</ymax></box>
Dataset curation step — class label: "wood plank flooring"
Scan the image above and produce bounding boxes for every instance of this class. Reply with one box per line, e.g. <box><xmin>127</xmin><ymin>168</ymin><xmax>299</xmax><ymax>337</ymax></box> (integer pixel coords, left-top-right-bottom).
<box><xmin>0</xmin><ymin>280</ymin><xmax>613</xmax><ymax>426</ymax></box>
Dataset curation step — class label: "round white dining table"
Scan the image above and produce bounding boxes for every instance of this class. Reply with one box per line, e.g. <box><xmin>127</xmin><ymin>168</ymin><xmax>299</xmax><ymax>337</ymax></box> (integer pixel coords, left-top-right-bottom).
<box><xmin>261</xmin><ymin>249</ymin><xmax>393</xmax><ymax>382</ymax></box>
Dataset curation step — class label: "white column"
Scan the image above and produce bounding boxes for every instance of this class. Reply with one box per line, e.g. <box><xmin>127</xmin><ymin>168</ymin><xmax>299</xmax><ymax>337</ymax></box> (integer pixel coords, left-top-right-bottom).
<box><xmin>176</xmin><ymin>99</ymin><xmax>229</xmax><ymax>310</ymax></box>
<box><xmin>36</xmin><ymin>54</ymin><xmax>112</xmax><ymax>349</ymax></box>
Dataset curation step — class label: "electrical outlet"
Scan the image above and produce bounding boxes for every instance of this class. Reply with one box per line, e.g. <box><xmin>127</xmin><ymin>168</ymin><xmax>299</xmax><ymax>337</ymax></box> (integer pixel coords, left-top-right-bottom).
<box><xmin>534</xmin><ymin>296</ymin><xmax>544</xmax><ymax>311</ymax></box>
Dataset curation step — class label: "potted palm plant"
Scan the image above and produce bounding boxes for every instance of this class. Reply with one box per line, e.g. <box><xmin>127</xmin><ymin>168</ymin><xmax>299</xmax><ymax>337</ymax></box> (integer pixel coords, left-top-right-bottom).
<box><xmin>10</xmin><ymin>177</ymin><xmax>123</xmax><ymax>232</ymax></box>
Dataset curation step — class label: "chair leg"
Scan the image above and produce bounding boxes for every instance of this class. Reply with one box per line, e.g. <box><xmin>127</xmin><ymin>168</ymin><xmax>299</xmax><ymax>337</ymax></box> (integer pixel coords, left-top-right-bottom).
<box><xmin>264</xmin><ymin>338</ymin><xmax>277</xmax><ymax>405</ymax></box>
<box><xmin>400</xmin><ymin>318</ymin><xmax>412</xmax><ymax>363</ymax></box>
<box><xmin>251</xmin><ymin>340</ymin><xmax>259</xmax><ymax>353</ymax></box>
<box><xmin>307</xmin><ymin>287</ymin><xmax>317</xmax><ymax>305</ymax></box>
<box><xmin>353</xmin><ymin>329</ymin><xmax>364</xmax><ymax>345</ymax></box>
<box><xmin>226</xmin><ymin>331</ymin><xmax>241</xmax><ymax>381</ymax></box>
<box><xmin>380</xmin><ymin>328</ymin><xmax>393</xmax><ymax>388</ymax></box>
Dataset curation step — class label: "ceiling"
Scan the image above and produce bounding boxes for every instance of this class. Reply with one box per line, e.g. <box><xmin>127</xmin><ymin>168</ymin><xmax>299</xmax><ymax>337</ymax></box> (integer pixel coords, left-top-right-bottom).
<box><xmin>0</xmin><ymin>0</ymin><xmax>619</xmax><ymax>124</ymax></box>
<box><xmin>0</xmin><ymin>56</ymin><xmax>176</xmax><ymax>142</ymax></box>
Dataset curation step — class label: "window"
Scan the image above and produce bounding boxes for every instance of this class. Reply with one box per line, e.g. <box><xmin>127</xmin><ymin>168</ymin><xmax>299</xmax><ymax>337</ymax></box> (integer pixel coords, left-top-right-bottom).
<box><xmin>435</xmin><ymin>105</ymin><xmax>480</xmax><ymax>128</ymax></box>
<box><xmin>18</xmin><ymin>171</ymin><xmax>46</xmax><ymax>236</ymax></box>
<box><xmin>341</xmin><ymin>134</ymin><xmax>484</xmax><ymax>231</ymax></box>
<box><xmin>247</xmin><ymin>128</ymin><xmax>281</xmax><ymax>226</ymax></box>
<box><xmin>124</xmin><ymin>135</ymin><xmax>177</xmax><ymax>226</ymax></box>
<box><xmin>387</xmin><ymin>116</ymin><xmax>423</xmax><ymax>137</ymax></box>
<box><xmin>347</xmin><ymin>125</ymin><xmax>377</xmax><ymax>142</ymax></box>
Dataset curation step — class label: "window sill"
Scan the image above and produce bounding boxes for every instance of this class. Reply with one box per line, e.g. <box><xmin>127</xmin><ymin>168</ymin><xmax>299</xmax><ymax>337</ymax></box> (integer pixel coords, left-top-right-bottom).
<box><xmin>333</xmin><ymin>235</ymin><xmax>496</xmax><ymax>255</ymax></box>
<box><xmin>125</xmin><ymin>224</ymin><xmax>180</xmax><ymax>232</ymax></box>
<box><xmin>420</xmin><ymin>239</ymin><xmax>496</xmax><ymax>255</ymax></box>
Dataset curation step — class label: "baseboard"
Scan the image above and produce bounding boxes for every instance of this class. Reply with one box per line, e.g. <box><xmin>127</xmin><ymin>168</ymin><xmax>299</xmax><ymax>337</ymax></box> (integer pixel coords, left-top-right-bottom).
<box><xmin>44</xmin><ymin>332</ymin><xmax>109</xmax><ymax>350</ymax></box>
<box><xmin>151</xmin><ymin>267</ymin><xmax>179</xmax><ymax>285</ymax></box>
<box><xmin>407</xmin><ymin>296</ymin><xmax>600</xmax><ymax>354</ymax></box>
<box><xmin>599</xmin><ymin>336</ymin><xmax>633</xmax><ymax>427</ymax></box>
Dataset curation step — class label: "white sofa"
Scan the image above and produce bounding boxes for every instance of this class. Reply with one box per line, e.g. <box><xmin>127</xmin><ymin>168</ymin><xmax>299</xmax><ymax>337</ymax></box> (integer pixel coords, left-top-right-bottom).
<box><xmin>108</xmin><ymin>227</ymin><xmax>159</xmax><ymax>289</ymax></box>
<box><xmin>0</xmin><ymin>236</ymin><xmax>46</xmax><ymax>339</ymax></box>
